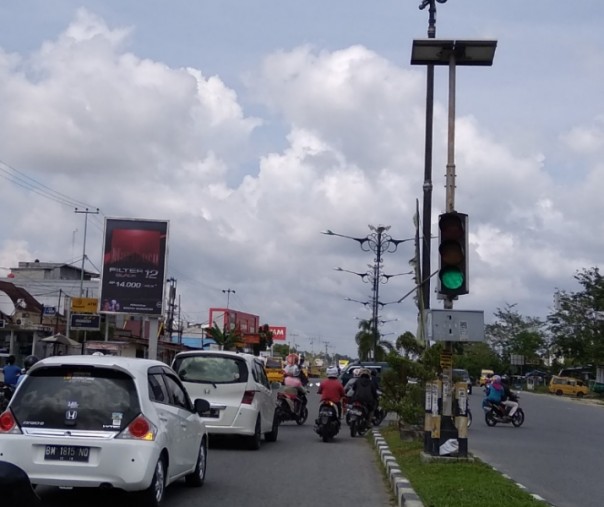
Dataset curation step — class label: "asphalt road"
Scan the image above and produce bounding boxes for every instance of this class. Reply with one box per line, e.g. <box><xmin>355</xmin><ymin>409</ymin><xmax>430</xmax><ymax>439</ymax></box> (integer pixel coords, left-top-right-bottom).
<box><xmin>36</xmin><ymin>386</ymin><xmax>393</xmax><ymax>507</ymax></box>
<box><xmin>468</xmin><ymin>388</ymin><xmax>604</xmax><ymax>507</ymax></box>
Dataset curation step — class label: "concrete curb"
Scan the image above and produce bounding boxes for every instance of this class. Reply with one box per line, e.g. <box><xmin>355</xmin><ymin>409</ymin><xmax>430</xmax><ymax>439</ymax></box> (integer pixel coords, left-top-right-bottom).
<box><xmin>372</xmin><ymin>429</ymin><xmax>424</xmax><ymax>507</ymax></box>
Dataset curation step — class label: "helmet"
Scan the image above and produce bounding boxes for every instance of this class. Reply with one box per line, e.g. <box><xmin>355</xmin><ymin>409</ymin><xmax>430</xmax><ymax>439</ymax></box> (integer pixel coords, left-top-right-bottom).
<box><xmin>359</xmin><ymin>368</ymin><xmax>371</xmax><ymax>378</ymax></box>
<box><xmin>501</xmin><ymin>374</ymin><xmax>509</xmax><ymax>384</ymax></box>
<box><xmin>492</xmin><ymin>374</ymin><xmax>502</xmax><ymax>383</ymax></box>
<box><xmin>326</xmin><ymin>366</ymin><xmax>339</xmax><ymax>378</ymax></box>
<box><xmin>353</xmin><ymin>368</ymin><xmax>362</xmax><ymax>378</ymax></box>
<box><xmin>24</xmin><ymin>355</ymin><xmax>39</xmax><ymax>370</ymax></box>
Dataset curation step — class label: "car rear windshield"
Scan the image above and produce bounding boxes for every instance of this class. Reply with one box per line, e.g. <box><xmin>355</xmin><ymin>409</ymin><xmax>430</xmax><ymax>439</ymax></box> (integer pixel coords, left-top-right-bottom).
<box><xmin>265</xmin><ymin>358</ymin><xmax>282</xmax><ymax>369</ymax></box>
<box><xmin>453</xmin><ymin>369</ymin><xmax>469</xmax><ymax>380</ymax></box>
<box><xmin>11</xmin><ymin>365</ymin><xmax>140</xmax><ymax>431</ymax></box>
<box><xmin>173</xmin><ymin>355</ymin><xmax>248</xmax><ymax>384</ymax></box>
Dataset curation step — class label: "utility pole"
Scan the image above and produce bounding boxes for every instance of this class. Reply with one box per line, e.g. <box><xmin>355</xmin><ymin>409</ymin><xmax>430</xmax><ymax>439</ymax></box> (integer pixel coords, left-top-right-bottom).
<box><xmin>74</xmin><ymin>208</ymin><xmax>99</xmax><ymax>297</ymax></box>
<box><xmin>222</xmin><ymin>288</ymin><xmax>236</xmax><ymax>309</ymax></box>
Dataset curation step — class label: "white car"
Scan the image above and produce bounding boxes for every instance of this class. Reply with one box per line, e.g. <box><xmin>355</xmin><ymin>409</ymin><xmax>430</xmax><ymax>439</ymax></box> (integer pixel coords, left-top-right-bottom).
<box><xmin>172</xmin><ymin>350</ymin><xmax>279</xmax><ymax>449</ymax></box>
<box><xmin>0</xmin><ymin>355</ymin><xmax>210</xmax><ymax>506</ymax></box>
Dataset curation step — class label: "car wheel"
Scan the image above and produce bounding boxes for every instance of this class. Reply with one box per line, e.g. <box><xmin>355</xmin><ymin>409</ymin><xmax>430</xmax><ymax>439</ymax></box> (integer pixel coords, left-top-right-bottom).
<box><xmin>185</xmin><ymin>437</ymin><xmax>207</xmax><ymax>487</ymax></box>
<box><xmin>138</xmin><ymin>456</ymin><xmax>166</xmax><ymax>507</ymax></box>
<box><xmin>246</xmin><ymin>416</ymin><xmax>262</xmax><ymax>450</ymax></box>
<box><xmin>556</xmin><ymin>389</ymin><xmax>563</xmax><ymax>396</ymax></box>
<box><xmin>577</xmin><ymin>392</ymin><xmax>584</xmax><ymax>398</ymax></box>
<box><xmin>264</xmin><ymin>411</ymin><xmax>279</xmax><ymax>442</ymax></box>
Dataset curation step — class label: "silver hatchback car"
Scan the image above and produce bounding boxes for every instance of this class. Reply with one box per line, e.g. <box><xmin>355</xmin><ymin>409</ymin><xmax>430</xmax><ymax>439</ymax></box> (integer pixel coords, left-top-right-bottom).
<box><xmin>0</xmin><ymin>355</ymin><xmax>210</xmax><ymax>506</ymax></box>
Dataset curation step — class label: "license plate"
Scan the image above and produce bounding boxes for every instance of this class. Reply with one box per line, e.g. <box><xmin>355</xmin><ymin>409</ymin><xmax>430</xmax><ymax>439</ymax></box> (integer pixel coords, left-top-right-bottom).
<box><xmin>349</xmin><ymin>409</ymin><xmax>362</xmax><ymax>416</ymax></box>
<box><xmin>44</xmin><ymin>445</ymin><xmax>90</xmax><ymax>462</ymax></box>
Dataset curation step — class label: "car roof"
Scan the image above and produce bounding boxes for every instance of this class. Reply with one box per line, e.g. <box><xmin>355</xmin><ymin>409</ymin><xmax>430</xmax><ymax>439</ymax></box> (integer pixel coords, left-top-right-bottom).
<box><xmin>30</xmin><ymin>355</ymin><xmax>168</xmax><ymax>376</ymax></box>
<box><xmin>174</xmin><ymin>350</ymin><xmax>259</xmax><ymax>362</ymax></box>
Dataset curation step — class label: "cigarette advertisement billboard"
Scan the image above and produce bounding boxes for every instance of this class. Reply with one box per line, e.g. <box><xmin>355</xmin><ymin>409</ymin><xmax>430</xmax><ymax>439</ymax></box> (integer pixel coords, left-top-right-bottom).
<box><xmin>100</xmin><ymin>218</ymin><xmax>169</xmax><ymax>316</ymax></box>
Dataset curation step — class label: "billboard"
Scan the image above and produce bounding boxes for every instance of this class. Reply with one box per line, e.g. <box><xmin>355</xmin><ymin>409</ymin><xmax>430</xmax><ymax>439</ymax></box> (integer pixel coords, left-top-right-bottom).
<box><xmin>100</xmin><ymin>218</ymin><xmax>169</xmax><ymax>316</ymax></box>
<box><xmin>269</xmin><ymin>326</ymin><xmax>287</xmax><ymax>341</ymax></box>
<box><xmin>70</xmin><ymin>313</ymin><xmax>101</xmax><ymax>331</ymax></box>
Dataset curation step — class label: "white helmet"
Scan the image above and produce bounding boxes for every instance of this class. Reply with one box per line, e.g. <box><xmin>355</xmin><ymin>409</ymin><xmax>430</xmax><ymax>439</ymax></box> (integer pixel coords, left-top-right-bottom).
<box><xmin>326</xmin><ymin>366</ymin><xmax>339</xmax><ymax>378</ymax></box>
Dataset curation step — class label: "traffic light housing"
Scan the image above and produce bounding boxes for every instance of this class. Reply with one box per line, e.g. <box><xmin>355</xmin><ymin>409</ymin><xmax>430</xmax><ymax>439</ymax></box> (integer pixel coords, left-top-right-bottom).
<box><xmin>438</xmin><ymin>212</ymin><xmax>469</xmax><ymax>297</ymax></box>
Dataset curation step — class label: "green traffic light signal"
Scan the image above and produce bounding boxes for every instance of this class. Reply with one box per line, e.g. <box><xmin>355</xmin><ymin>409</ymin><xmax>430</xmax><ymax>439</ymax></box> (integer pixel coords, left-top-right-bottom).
<box><xmin>440</xmin><ymin>266</ymin><xmax>464</xmax><ymax>290</ymax></box>
<box><xmin>438</xmin><ymin>212</ymin><xmax>469</xmax><ymax>297</ymax></box>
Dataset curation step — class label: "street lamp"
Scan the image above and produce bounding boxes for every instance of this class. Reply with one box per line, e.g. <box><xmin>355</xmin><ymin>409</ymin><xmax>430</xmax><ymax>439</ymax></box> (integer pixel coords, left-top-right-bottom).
<box><xmin>324</xmin><ymin>225</ymin><xmax>413</xmax><ymax>359</ymax></box>
<box><xmin>411</xmin><ymin>37</ymin><xmax>497</xmax><ymax>458</ymax></box>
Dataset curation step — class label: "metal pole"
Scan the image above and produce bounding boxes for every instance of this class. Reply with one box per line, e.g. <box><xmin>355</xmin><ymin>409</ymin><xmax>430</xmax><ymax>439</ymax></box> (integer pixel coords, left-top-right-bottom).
<box><xmin>373</xmin><ymin>229</ymin><xmax>384</xmax><ymax>360</ymax></box>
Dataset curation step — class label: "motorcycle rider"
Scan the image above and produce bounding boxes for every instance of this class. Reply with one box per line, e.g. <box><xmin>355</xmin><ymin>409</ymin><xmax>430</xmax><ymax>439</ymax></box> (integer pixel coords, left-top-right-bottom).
<box><xmin>16</xmin><ymin>355</ymin><xmax>39</xmax><ymax>386</ymax></box>
<box><xmin>500</xmin><ymin>375</ymin><xmax>519</xmax><ymax>417</ymax></box>
<box><xmin>317</xmin><ymin>366</ymin><xmax>346</xmax><ymax>418</ymax></box>
<box><xmin>282</xmin><ymin>365</ymin><xmax>307</xmax><ymax>414</ymax></box>
<box><xmin>2</xmin><ymin>355</ymin><xmax>21</xmax><ymax>387</ymax></box>
<box><xmin>350</xmin><ymin>368</ymin><xmax>379</xmax><ymax>422</ymax></box>
<box><xmin>482</xmin><ymin>374</ymin><xmax>504</xmax><ymax>411</ymax></box>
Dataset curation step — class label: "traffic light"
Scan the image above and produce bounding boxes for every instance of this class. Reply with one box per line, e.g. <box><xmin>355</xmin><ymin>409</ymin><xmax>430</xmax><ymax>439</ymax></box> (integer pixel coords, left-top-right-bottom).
<box><xmin>438</xmin><ymin>212</ymin><xmax>469</xmax><ymax>297</ymax></box>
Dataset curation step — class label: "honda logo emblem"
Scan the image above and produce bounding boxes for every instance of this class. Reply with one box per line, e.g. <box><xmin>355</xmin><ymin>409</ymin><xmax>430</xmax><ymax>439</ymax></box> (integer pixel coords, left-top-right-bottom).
<box><xmin>65</xmin><ymin>410</ymin><xmax>78</xmax><ymax>421</ymax></box>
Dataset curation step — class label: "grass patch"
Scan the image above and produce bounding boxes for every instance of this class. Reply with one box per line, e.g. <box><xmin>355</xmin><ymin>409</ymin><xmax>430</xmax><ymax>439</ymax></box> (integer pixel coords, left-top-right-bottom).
<box><xmin>380</xmin><ymin>425</ymin><xmax>546</xmax><ymax>507</ymax></box>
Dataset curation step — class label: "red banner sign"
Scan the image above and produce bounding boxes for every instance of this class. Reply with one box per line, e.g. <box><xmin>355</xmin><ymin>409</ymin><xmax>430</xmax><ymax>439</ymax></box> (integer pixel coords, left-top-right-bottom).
<box><xmin>269</xmin><ymin>326</ymin><xmax>287</xmax><ymax>341</ymax></box>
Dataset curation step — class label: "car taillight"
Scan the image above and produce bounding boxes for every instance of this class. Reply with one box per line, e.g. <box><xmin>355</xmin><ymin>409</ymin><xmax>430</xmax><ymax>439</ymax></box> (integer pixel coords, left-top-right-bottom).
<box><xmin>242</xmin><ymin>390</ymin><xmax>255</xmax><ymax>404</ymax></box>
<box><xmin>118</xmin><ymin>415</ymin><xmax>157</xmax><ymax>441</ymax></box>
<box><xmin>0</xmin><ymin>410</ymin><xmax>17</xmax><ymax>433</ymax></box>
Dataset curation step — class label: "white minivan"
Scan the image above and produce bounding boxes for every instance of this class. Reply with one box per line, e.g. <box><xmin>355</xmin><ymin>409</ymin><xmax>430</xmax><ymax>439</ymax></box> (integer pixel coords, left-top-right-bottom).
<box><xmin>172</xmin><ymin>351</ymin><xmax>279</xmax><ymax>450</ymax></box>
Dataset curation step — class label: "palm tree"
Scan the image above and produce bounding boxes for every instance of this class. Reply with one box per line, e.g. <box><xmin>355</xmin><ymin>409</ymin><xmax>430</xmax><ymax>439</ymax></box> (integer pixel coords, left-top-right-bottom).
<box><xmin>206</xmin><ymin>323</ymin><xmax>241</xmax><ymax>351</ymax></box>
<box><xmin>396</xmin><ymin>331</ymin><xmax>424</xmax><ymax>359</ymax></box>
<box><xmin>355</xmin><ymin>319</ymin><xmax>396</xmax><ymax>360</ymax></box>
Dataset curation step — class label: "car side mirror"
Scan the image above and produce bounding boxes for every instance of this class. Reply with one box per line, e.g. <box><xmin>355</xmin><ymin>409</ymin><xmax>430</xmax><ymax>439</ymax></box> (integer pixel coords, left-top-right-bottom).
<box><xmin>194</xmin><ymin>398</ymin><xmax>210</xmax><ymax>415</ymax></box>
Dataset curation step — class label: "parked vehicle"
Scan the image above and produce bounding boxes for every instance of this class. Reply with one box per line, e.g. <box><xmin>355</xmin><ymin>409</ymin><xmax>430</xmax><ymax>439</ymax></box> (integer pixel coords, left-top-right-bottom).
<box><xmin>549</xmin><ymin>375</ymin><xmax>589</xmax><ymax>397</ymax></box>
<box><xmin>172</xmin><ymin>350</ymin><xmax>279</xmax><ymax>450</ymax></box>
<box><xmin>0</xmin><ymin>355</ymin><xmax>210</xmax><ymax>506</ymax></box>
<box><xmin>276</xmin><ymin>386</ymin><xmax>308</xmax><ymax>425</ymax></box>
<box><xmin>347</xmin><ymin>401</ymin><xmax>371</xmax><ymax>437</ymax></box>
<box><xmin>314</xmin><ymin>400</ymin><xmax>341</xmax><ymax>442</ymax></box>
<box><xmin>484</xmin><ymin>397</ymin><xmax>525</xmax><ymax>428</ymax></box>
<box><xmin>453</xmin><ymin>368</ymin><xmax>472</xmax><ymax>394</ymax></box>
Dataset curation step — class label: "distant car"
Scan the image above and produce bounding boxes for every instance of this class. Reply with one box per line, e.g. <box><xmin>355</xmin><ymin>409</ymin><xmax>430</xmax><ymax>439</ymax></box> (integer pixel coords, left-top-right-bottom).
<box><xmin>0</xmin><ymin>355</ymin><xmax>210</xmax><ymax>506</ymax></box>
<box><xmin>338</xmin><ymin>362</ymin><xmax>390</xmax><ymax>386</ymax></box>
<box><xmin>452</xmin><ymin>368</ymin><xmax>472</xmax><ymax>395</ymax></box>
<box><xmin>549</xmin><ymin>375</ymin><xmax>589</xmax><ymax>398</ymax></box>
<box><xmin>172</xmin><ymin>350</ymin><xmax>279</xmax><ymax>450</ymax></box>
<box><xmin>264</xmin><ymin>357</ymin><xmax>285</xmax><ymax>384</ymax></box>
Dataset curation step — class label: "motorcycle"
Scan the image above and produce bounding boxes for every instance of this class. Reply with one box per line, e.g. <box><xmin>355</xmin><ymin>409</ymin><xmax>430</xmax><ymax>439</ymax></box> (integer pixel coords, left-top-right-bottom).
<box><xmin>276</xmin><ymin>386</ymin><xmax>308</xmax><ymax>425</ymax></box>
<box><xmin>484</xmin><ymin>398</ymin><xmax>525</xmax><ymax>427</ymax></box>
<box><xmin>348</xmin><ymin>401</ymin><xmax>371</xmax><ymax>437</ymax></box>
<box><xmin>0</xmin><ymin>385</ymin><xmax>15</xmax><ymax>412</ymax></box>
<box><xmin>314</xmin><ymin>400</ymin><xmax>341</xmax><ymax>442</ymax></box>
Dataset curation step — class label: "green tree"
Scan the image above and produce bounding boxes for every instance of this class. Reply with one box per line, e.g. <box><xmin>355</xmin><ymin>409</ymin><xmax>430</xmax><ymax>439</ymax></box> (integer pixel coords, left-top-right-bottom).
<box><xmin>272</xmin><ymin>343</ymin><xmax>289</xmax><ymax>358</ymax></box>
<box><xmin>252</xmin><ymin>324</ymin><xmax>274</xmax><ymax>356</ymax></box>
<box><xmin>485</xmin><ymin>304</ymin><xmax>546</xmax><ymax>368</ymax></box>
<box><xmin>205</xmin><ymin>323</ymin><xmax>241</xmax><ymax>351</ymax></box>
<box><xmin>396</xmin><ymin>331</ymin><xmax>424</xmax><ymax>359</ymax></box>
<box><xmin>453</xmin><ymin>342</ymin><xmax>503</xmax><ymax>381</ymax></box>
<box><xmin>548</xmin><ymin>267</ymin><xmax>604</xmax><ymax>365</ymax></box>
<box><xmin>355</xmin><ymin>318</ymin><xmax>394</xmax><ymax>360</ymax></box>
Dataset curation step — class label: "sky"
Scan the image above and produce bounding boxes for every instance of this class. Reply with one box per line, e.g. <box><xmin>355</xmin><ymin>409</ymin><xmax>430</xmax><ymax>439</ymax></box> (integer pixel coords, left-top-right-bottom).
<box><xmin>0</xmin><ymin>1</ymin><xmax>603</xmax><ymax>357</ymax></box>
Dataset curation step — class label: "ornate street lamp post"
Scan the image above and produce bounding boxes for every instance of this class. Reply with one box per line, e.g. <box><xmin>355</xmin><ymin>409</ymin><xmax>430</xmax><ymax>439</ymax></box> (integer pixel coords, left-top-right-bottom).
<box><xmin>323</xmin><ymin>225</ymin><xmax>413</xmax><ymax>359</ymax></box>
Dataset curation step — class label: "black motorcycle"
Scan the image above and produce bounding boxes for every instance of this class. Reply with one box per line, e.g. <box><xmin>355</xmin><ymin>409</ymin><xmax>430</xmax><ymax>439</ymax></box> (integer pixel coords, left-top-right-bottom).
<box><xmin>484</xmin><ymin>399</ymin><xmax>525</xmax><ymax>427</ymax></box>
<box><xmin>314</xmin><ymin>400</ymin><xmax>340</xmax><ymax>442</ymax></box>
<box><xmin>276</xmin><ymin>387</ymin><xmax>308</xmax><ymax>425</ymax></box>
<box><xmin>0</xmin><ymin>385</ymin><xmax>15</xmax><ymax>412</ymax></box>
<box><xmin>348</xmin><ymin>401</ymin><xmax>371</xmax><ymax>437</ymax></box>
